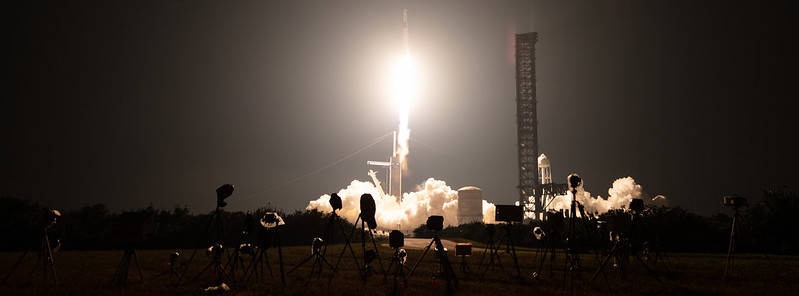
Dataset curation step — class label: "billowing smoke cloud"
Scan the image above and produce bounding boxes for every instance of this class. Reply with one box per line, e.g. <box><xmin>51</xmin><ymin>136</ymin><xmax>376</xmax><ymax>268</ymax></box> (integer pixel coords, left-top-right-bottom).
<box><xmin>548</xmin><ymin>177</ymin><xmax>667</xmax><ymax>217</ymax></box>
<box><xmin>307</xmin><ymin>178</ymin><xmax>495</xmax><ymax>230</ymax></box>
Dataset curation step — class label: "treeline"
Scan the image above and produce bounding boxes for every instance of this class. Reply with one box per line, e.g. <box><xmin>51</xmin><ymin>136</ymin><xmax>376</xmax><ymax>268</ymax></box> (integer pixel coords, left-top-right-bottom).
<box><xmin>0</xmin><ymin>197</ymin><xmax>355</xmax><ymax>251</ymax></box>
<box><xmin>2</xmin><ymin>189</ymin><xmax>797</xmax><ymax>254</ymax></box>
<box><xmin>412</xmin><ymin>189</ymin><xmax>799</xmax><ymax>255</ymax></box>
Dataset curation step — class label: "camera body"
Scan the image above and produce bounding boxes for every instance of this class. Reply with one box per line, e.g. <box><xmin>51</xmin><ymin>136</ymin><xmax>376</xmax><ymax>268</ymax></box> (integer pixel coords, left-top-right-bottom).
<box><xmin>329</xmin><ymin>193</ymin><xmax>343</xmax><ymax>211</ymax></box>
<box><xmin>260</xmin><ymin>212</ymin><xmax>284</xmax><ymax>228</ymax></box>
<box><xmin>723</xmin><ymin>195</ymin><xmax>747</xmax><ymax>208</ymax></box>
<box><xmin>567</xmin><ymin>173</ymin><xmax>582</xmax><ymax>191</ymax></box>
<box><xmin>389</xmin><ymin>230</ymin><xmax>404</xmax><ymax>248</ymax></box>
<box><xmin>216</xmin><ymin>184</ymin><xmax>234</xmax><ymax>208</ymax></box>
<box><xmin>360</xmin><ymin>194</ymin><xmax>378</xmax><ymax>229</ymax></box>
<box><xmin>426</xmin><ymin>215</ymin><xmax>444</xmax><ymax>232</ymax></box>
<box><xmin>455</xmin><ymin>243</ymin><xmax>472</xmax><ymax>256</ymax></box>
<box><xmin>629</xmin><ymin>198</ymin><xmax>644</xmax><ymax>213</ymax></box>
<box><xmin>495</xmin><ymin>205</ymin><xmax>524</xmax><ymax>223</ymax></box>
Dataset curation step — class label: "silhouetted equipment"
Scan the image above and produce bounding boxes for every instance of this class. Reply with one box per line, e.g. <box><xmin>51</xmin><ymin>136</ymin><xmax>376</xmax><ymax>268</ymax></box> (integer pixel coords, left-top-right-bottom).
<box><xmin>389</xmin><ymin>230</ymin><xmax>405</xmax><ymax>249</ymax></box>
<box><xmin>409</xmin><ymin>215</ymin><xmax>458</xmax><ymax>293</ymax></box>
<box><xmin>533</xmin><ymin>227</ymin><xmax>545</xmax><ymax>240</ymax></box>
<box><xmin>330</xmin><ymin>193</ymin><xmax>343</xmax><ymax>211</ymax></box>
<box><xmin>456</xmin><ymin>243</ymin><xmax>473</xmax><ymax>274</ymax></box>
<box><xmin>223</xmin><ymin>214</ymin><xmax>255</xmax><ymax>281</ymax></box>
<box><xmin>178</xmin><ymin>184</ymin><xmax>235</xmax><ymax>287</ymax></box>
<box><xmin>244</xmin><ymin>212</ymin><xmax>286</xmax><ymax>287</ymax></box>
<box><xmin>629</xmin><ymin>198</ymin><xmax>645</xmax><ymax>213</ymax></box>
<box><xmin>360</xmin><ymin>193</ymin><xmax>378</xmax><ymax>229</ymax></box>
<box><xmin>288</xmin><ymin>235</ymin><xmax>333</xmax><ymax>283</ymax></box>
<box><xmin>495</xmin><ymin>205</ymin><xmax>524</xmax><ymax>223</ymax></box>
<box><xmin>723</xmin><ymin>194</ymin><xmax>748</xmax><ymax>280</ymax></box>
<box><xmin>385</xmin><ymin>230</ymin><xmax>408</xmax><ymax>296</ymax></box>
<box><xmin>338</xmin><ymin>194</ymin><xmax>384</xmax><ymax>280</ymax></box>
<box><xmin>532</xmin><ymin>210</ymin><xmax>563</xmax><ymax>279</ymax></box>
<box><xmin>426</xmin><ymin>215</ymin><xmax>444</xmax><ymax>232</ymax></box>
<box><xmin>564</xmin><ymin>173</ymin><xmax>583</xmax><ymax>295</ymax></box>
<box><xmin>567</xmin><ymin>173</ymin><xmax>582</xmax><ymax>191</ymax></box>
<box><xmin>216</xmin><ymin>184</ymin><xmax>234</xmax><ymax>208</ymax></box>
<box><xmin>592</xmin><ymin>199</ymin><xmax>662</xmax><ymax>286</ymax></box>
<box><xmin>327</xmin><ymin>192</ymin><xmax>364</xmax><ymax>285</ymax></box>
<box><xmin>723</xmin><ymin>195</ymin><xmax>748</xmax><ymax>208</ymax></box>
<box><xmin>3</xmin><ymin>209</ymin><xmax>61</xmax><ymax>286</ymax></box>
<box><xmin>479</xmin><ymin>206</ymin><xmax>523</xmax><ymax>283</ymax></box>
<box><xmin>152</xmin><ymin>251</ymin><xmax>182</xmax><ymax>282</ymax></box>
<box><xmin>111</xmin><ymin>212</ymin><xmax>154</xmax><ymax>286</ymax></box>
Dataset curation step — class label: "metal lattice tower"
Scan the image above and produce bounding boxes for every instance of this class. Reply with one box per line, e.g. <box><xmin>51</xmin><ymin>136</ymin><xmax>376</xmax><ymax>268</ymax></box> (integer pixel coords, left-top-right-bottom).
<box><xmin>515</xmin><ymin>32</ymin><xmax>540</xmax><ymax>219</ymax></box>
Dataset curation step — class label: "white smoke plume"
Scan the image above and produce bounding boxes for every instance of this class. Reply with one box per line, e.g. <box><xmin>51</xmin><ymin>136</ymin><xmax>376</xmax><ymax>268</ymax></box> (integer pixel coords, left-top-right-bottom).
<box><xmin>307</xmin><ymin>178</ymin><xmax>495</xmax><ymax>230</ymax></box>
<box><xmin>548</xmin><ymin>177</ymin><xmax>666</xmax><ymax>217</ymax></box>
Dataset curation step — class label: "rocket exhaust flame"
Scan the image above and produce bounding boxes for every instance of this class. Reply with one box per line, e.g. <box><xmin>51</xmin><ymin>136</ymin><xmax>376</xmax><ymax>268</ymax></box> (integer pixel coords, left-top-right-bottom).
<box><xmin>307</xmin><ymin>178</ymin><xmax>496</xmax><ymax>230</ymax></box>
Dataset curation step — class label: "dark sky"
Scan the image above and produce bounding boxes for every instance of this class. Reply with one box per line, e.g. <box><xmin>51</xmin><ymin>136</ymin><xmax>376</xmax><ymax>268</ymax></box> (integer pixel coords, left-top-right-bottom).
<box><xmin>5</xmin><ymin>0</ymin><xmax>796</xmax><ymax>215</ymax></box>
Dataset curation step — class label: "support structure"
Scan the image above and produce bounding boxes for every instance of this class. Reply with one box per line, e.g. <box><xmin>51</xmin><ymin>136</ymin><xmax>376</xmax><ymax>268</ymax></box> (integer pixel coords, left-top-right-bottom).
<box><xmin>515</xmin><ymin>32</ymin><xmax>541</xmax><ymax>219</ymax></box>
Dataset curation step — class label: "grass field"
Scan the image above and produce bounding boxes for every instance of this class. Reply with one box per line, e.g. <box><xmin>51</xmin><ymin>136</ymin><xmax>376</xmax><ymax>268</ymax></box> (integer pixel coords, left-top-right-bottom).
<box><xmin>1</xmin><ymin>243</ymin><xmax>798</xmax><ymax>295</ymax></box>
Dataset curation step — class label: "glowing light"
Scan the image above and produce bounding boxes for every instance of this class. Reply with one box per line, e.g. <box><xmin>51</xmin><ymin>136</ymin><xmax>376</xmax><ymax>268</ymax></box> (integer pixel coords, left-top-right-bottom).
<box><xmin>390</xmin><ymin>53</ymin><xmax>417</xmax><ymax>172</ymax></box>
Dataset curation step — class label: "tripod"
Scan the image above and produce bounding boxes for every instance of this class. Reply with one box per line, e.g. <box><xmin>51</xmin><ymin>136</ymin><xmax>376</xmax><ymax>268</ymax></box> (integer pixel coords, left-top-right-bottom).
<box><xmin>327</xmin><ymin>212</ymin><xmax>363</xmax><ymax>285</ymax></box>
<box><xmin>3</xmin><ymin>227</ymin><xmax>58</xmax><ymax>286</ymax></box>
<box><xmin>563</xmin><ymin>190</ymin><xmax>582</xmax><ymax>296</ymax></box>
<box><xmin>532</xmin><ymin>232</ymin><xmax>558</xmax><ymax>279</ymax></box>
<box><xmin>111</xmin><ymin>246</ymin><xmax>144</xmax><ymax>286</ymax></box>
<box><xmin>458</xmin><ymin>254</ymin><xmax>471</xmax><ymax>274</ymax></box>
<box><xmin>334</xmin><ymin>213</ymin><xmax>383</xmax><ymax>281</ymax></box>
<box><xmin>723</xmin><ymin>207</ymin><xmax>742</xmax><ymax>280</ymax></box>
<box><xmin>478</xmin><ymin>225</ymin><xmax>503</xmax><ymax>276</ymax></box>
<box><xmin>591</xmin><ymin>213</ymin><xmax>661</xmax><ymax>283</ymax></box>
<box><xmin>479</xmin><ymin>223</ymin><xmax>522</xmax><ymax>283</ymax></box>
<box><xmin>385</xmin><ymin>248</ymin><xmax>408</xmax><ymax>296</ymax></box>
<box><xmin>223</xmin><ymin>233</ymin><xmax>253</xmax><ymax>282</ymax></box>
<box><xmin>152</xmin><ymin>252</ymin><xmax>182</xmax><ymax>283</ymax></box>
<box><xmin>409</xmin><ymin>231</ymin><xmax>458</xmax><ymax>292</ymax></box>
<box><xmin>287</xmin><ymin>238</ymin><xmax>333</xmax><ymax>282</ymax></box>
<box><xmin>177</xmin><ymin>205</ymin><xmax>230</xmax><ymax>286</ymax></box>
<box><xmin>288</xmin><ymin>212</ymin><xmax>349</xmax><ymax>283</ymax></box>
<box><xmin>243</xmin><ymin>225</ymin><xmax>286</xmax><ymax>287</ymax></box>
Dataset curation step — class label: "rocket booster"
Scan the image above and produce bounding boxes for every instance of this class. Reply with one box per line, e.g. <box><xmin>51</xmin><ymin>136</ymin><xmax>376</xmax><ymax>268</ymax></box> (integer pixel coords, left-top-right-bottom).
<box><xmin>402</xmin><ymin>8</ymin><xmax>409</xmax><ymax>55</ymax></box>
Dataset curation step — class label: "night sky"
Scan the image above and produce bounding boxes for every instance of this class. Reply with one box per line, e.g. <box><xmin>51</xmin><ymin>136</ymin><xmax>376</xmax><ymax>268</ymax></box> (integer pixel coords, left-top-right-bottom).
<box><xmin>5</xmin><ymin>0</ymin><xmax>796</xmax><ymax>215</ymax></box>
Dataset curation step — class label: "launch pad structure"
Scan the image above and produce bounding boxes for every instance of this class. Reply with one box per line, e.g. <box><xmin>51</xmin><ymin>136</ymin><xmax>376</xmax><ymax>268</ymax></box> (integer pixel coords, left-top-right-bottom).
<box><xmin>515</xmin><ymin>32</ymin><xmax>567</xmax><ymax>220</ymax></box>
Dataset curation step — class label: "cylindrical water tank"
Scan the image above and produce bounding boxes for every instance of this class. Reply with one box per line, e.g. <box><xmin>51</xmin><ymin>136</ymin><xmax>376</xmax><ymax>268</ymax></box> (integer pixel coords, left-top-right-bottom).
<box><xmin>457</xmin><ymin>186</ymin><xmax>483</xmax><ymax>225</ymax></box>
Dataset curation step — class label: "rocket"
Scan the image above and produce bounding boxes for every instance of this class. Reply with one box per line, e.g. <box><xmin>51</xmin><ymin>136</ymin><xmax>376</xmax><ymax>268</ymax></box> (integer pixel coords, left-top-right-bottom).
<box><xmin>402</xmin><ymin>8</ymin><xmax>409</xmax><ymax>55</ymax></box>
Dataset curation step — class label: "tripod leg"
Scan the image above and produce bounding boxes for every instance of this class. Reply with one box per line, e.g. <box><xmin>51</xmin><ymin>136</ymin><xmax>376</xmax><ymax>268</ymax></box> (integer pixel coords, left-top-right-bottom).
<box><xmin>369</xmin><ymin>230</ymin><xmax>386</xmax><ymax>275</ymax></box>
<box><xmin>724</xmin><ymin>214</ymin><xmax>736</xmax><ymax>279</ymax></box>
<box><xmin>43</xmin><ymin>234</ymin><xmax>57</xmax><ymax>285</ymax></box>
<box><xmin>505</xmin><ymin>229</ymin><xmax>522</xmax><ymax>283</ymax></box>
<box><xmin>329</xmin><ymin>216</ymin><xmax>362</xmax><ymax>285</ymax></box>
<box><xmin>177</xmin><ymin>210</ymin><xmax>220</xmax><ymax>287</ymax></box>
<box><xmin>288</xmin><ymin>254</ymin><xmax>316</xmax><ymax>275</ymax></box>
<box><xmin>276</xmin><ymin>230</ymin><xmax>286</xmax><ymax>287</ymax></box>
<box><xmin>3</xmin><ymin>249</ymin><xmax>30</xmax><ymax>283</ymax></box>
<box><xmin>408</xmin><ymin>239</ymin><xmax>435</xmax><ymax>277</ymax></box>
<box><xmin>133</xmin><ymin>250</ymin><xmax>144</xmax><ymax>283</ymax></box>
<box><xmin>634</xmin><ymin>255</ymin><xmax>662</xmax><ymax>283</ymax></box>
<box><xmin>591</xmin><ymin>242</ymin><xmax>619</xmax><ymax>282</ymax></box>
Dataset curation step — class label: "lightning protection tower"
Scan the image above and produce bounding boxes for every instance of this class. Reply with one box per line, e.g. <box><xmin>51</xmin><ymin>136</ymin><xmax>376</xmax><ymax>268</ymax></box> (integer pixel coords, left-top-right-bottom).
<box><xmin>515</xmin><ymin>32</ymin><xmax>541</xmax><ymax>219</ymax></box>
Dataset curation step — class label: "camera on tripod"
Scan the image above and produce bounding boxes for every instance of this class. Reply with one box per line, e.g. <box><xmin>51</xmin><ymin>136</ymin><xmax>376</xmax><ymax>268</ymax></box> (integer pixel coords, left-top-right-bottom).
<box><xmin>330</xmin><ymin>193</ymin><xmax>343</xmax><ymax>212</ymax></box>
<box><xmin>426</xmin><ymin>215</ymin><xmax>444</xmax><ymax>232</ymax></box>
<box><xmin>216</xmin><ymin>184</ymin><xmax>234</xmax><ymax>208</ymax></box>
<box><xmin>629</xmin><ymin>198</ymin><xmax>645</xmax><ymax>213</ymax></box>
<box><xmin>567</xmin><ymin>173</ymin><xmax>582</xmax><ymax>191</ymax></box>
<box><xmin>722</xmin><ymin>195</ymin><xmax>747</xmax><ymax>208</ymax></box>
<box><xmin>260</xmin><ymin>212</ymin><xmax>284</xmax><ymax>228</ymax></box>
<box><xmin>495</xmin><ymin>205</ymin><xmax>524</xmax><ymax>223</ymax></box>
<box><xmin>455</xmin><ymin>243</ymin><xmax>472</xmax><ymax>256</ymax></box>
<box><xmin>390</xmin><ymin>230</ymin><xmax>405</xmax><ymax>248</ymax></box>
